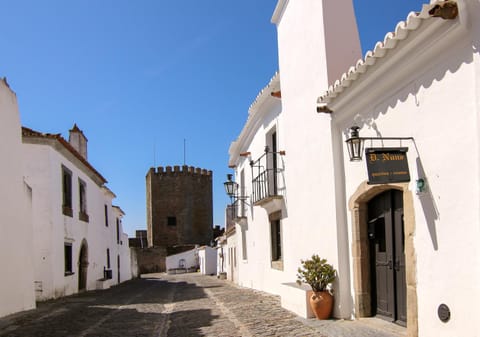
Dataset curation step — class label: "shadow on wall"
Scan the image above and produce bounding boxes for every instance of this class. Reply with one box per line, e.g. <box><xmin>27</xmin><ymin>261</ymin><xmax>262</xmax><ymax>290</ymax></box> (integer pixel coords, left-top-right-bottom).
<box><xmin>352</xmin><ymin>19</ymin><xmax>475</xmax><ymax>132</ymax></box>
<box><xmin>415</xmin><ymin>156</ymin><xmax>440</xmax><ymax>250</ymax></box>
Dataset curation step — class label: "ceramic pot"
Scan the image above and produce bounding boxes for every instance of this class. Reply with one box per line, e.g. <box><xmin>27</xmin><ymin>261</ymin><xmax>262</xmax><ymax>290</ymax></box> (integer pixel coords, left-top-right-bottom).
<box><xmin>309</xmin><ymin>291</ymin><xmax>333</xmax><ymax>319</ymax></box>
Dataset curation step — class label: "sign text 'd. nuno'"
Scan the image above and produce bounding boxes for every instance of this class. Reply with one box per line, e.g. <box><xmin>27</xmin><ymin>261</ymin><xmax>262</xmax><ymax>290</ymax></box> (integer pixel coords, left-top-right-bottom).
<box><xmin>365</xmin><ymin>147</ymin><xmax>410</xmax><ymax>184</ymax></box>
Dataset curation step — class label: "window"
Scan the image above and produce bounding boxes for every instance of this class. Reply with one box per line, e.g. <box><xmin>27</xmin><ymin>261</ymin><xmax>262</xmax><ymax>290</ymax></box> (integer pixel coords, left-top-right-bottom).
<box><xmin>270</xmin><ymin>211</ymin><xmax>283</xmax><ymax>270</ymax></box>
<box><xmin>239</xmin><ymin>169</ymin><xmax>246</xmax><ymax>217</ymax></box>
<box><xmin>267</xmin><ymin>130</ymin><xmax>278</xmax><ymax>195</ymax></box>
<box><xmin>233</xmin><ymin>247</ymin><xmax>237</xmax><ymax>267</ymax></box>
<box><xmin>167</xmin><ymin>216</ymin><xmax>176</xmax><ymax>227</ymax></box>
<box><xmin>104</xmin><ymin>249</ymin><xmax>112</xmax><ymax>280</ymax></box>
<box><xmin>106</xmin><ymin>248</ymin><xmax>111</xmax><ymax>269</ymax></box>
<box><xmin>271</xmin><ymin>220</ymin><xmax>282</xmax><ymax>261</ymax></box>
<box><xmin>104</xmin><ymin>205</ymin><xmax>109</xmax><ymax>227</ymax></box>
<box><xmin>241</xmin><ymin>227</ymin><xmax>248</xmax><ymax>260</ymax></box>
<box><xmin>78</xmin><ymin>179</ymin><xmax>89</xmax><ymax>222</ymax></box>
<box><xmin>62</xmin><ymin>166</ymin><xmax>73</xmax><ymax>217</ymax></box>
<box><xmin>64</xmin><ymin>243</ymin><xmax>73</xmax><ymax>275</ymax></box>
<box><xmin>116</xmin><ymin>218</ymin><xmax>120</xmax><ymax>244</ymax></box>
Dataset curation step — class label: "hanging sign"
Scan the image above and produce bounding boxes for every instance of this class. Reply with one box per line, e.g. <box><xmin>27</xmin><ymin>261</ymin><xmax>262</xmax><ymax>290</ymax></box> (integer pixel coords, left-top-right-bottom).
<box><xmin>365</xmin><ymin>147</ymin><xmax>410</xmax><ymax>184</ymax></box>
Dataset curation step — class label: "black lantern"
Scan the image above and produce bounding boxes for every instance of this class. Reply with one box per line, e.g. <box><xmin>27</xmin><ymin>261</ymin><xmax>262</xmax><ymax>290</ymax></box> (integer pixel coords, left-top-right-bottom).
<box><xmin>223</xmin><ymin>174</ymin><xmax>238</xmax><ymax>199</ymax></box>
<box><xmin>345</xmin><ymin>126</ymin><xmax>364</xmax><ymax>161</ymax></box>
<box><xmin>345</xmin><ymin>126</ymin><xmax>415</xmax><ymax>162</ymax></box>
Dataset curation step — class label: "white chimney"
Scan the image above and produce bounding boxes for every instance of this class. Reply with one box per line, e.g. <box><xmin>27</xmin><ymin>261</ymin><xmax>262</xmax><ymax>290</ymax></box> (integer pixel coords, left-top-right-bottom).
<box><xmin>68</xmin><ymin>124</ymin><xmax>88</xmax><ymax>160</ymax></box>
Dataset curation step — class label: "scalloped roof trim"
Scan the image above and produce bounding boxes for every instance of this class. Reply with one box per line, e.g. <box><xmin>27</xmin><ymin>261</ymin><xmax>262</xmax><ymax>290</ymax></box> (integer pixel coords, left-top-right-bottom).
<box><xmin>248</xmin><ymin>71</ymin><xmax>280</xmax><ymax>115</ymax></box>
<box><xmin>318</xmin><ymin>4</ymin><xmax>432</xmax><ymax>104</ymax></box>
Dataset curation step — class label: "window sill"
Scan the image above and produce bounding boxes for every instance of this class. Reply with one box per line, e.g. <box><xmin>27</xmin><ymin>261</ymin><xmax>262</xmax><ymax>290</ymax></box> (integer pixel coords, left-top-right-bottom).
<box><xmin>63</xmin><ymin>206</ymin><xmax>73</xmax><ymax>217</ymax></box>
<box><xmin>271</xmin><ymin>260</ymin><xmax>283</xmax><ymax>271</ymax></box>
<box><xmin>64</xmin><ymin>271</ymin><xmax>75</xmax><ymax>277</ymax></box>
<box><xmin>79</xmin><ymin>212</ymin><xmax>89</xmax><ymax>223</ymax></box>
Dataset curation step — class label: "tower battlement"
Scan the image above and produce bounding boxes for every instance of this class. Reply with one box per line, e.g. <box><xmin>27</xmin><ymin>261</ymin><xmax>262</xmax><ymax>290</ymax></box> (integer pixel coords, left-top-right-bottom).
<box><xmin>147</xmin><ymin>165</ymin><xmax>212</xmax><ymax>177</ymax></box>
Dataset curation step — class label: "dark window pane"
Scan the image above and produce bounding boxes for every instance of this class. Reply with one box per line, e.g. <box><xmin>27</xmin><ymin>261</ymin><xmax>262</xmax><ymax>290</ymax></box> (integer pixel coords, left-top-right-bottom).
<box><xmin>167</xmin><ymin>216</ymin><xmax>177</xmax><ymax>226</ymax></box>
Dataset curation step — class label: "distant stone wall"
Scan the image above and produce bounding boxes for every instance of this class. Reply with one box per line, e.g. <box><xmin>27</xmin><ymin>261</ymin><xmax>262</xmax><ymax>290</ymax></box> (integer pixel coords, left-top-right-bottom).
<box><xmin>132</xmin><ymin>247</ymin><xmax>167</xmax><ymax>274</ymax></box>
<box><xmin>146</xmin><ymin>165</ymin><xmax>213</xmax><ymax>248</ymax></box>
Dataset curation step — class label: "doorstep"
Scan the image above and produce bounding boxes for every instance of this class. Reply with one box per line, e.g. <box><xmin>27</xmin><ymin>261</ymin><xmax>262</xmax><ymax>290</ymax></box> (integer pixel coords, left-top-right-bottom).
<box><xmin>299</xmin><ymin>317</ymin><xmax>407</xmax><ymax>337</ymax></box>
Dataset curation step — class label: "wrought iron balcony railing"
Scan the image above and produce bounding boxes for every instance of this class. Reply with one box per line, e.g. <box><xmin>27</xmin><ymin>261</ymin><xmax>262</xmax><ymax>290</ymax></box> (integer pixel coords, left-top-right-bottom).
<box><xmin>250</xmin><ymin>146</ymin><xmax>285</xmax><ymax>205</ymax></box>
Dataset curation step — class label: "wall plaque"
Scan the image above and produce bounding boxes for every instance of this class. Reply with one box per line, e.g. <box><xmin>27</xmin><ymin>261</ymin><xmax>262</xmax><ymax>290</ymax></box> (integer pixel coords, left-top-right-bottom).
<box><xmin>365</xmin><ymin>147</ymin><xmax>410</xmax><ymax>184</ymax></box>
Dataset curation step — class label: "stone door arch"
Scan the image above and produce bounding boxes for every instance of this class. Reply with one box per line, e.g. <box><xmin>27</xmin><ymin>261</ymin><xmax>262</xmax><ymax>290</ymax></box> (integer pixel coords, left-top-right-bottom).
<box><xmin>348</xmin><ymin>182</ymin><xmax>418</xmax><ymax>335</ymax></box>
<box><xmin>78</xmin><ymin>240</ymin><xmax>88</xmax><ymax>291</ymax></box>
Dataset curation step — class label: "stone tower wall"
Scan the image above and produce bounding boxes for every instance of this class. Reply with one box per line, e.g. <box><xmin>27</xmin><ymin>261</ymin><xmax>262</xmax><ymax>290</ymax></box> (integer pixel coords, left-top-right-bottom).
<box><xmin>146</xmin><ymin>165</ymin><xmax>213</xmax><ymax>247</ymax></box>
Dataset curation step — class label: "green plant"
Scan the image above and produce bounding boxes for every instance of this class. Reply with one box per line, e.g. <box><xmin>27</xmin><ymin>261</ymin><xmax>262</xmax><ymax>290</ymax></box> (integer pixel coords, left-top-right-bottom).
<box><xmin>296</xmin><ymin>255</ymin><xmax>336</xmax><ymax>292</ymax></box>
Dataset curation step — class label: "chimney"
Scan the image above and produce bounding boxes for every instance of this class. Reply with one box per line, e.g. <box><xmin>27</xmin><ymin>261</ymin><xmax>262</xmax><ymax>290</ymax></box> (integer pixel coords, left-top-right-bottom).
<box><xmin>68</xmin><ymin>124</ymin><xmax>88</xmax><ymax>160</ymax></box>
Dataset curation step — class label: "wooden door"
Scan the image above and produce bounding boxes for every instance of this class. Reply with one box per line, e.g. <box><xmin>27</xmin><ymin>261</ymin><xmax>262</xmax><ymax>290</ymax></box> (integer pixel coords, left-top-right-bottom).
<box><xmin>368</xmin><ymin>190</ymin><xmax>406</xmax><ymax>325</ymax></box>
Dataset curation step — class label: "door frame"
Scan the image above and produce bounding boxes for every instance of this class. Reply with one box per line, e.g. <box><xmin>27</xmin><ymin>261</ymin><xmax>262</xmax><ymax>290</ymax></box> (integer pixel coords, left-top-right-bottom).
<box><xmin>348</xmin><ymin>182</ymin><xmax>417</xmax><ymax>337</ymax></box>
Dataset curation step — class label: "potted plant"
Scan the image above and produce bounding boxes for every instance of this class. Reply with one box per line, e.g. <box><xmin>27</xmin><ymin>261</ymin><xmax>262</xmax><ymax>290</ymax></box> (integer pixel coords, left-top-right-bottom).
<box><xmin>296</xmin><ymin>254</ymin><xmax>336</xmax><ymax>319</ymax></box>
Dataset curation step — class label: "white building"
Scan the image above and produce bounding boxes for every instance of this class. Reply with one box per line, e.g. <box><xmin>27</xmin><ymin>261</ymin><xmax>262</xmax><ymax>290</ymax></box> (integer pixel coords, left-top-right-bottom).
<box><xmin>0</xmin><ymin>78</ymin><xmax>36</xmax><ymax>317</ymax></box>
<box><xmin>198</xmin><ymin>246</ymin><xmax>217</xmax><ymax>276</ymax></box>
<box><xmin>227</xmin><ymin>1</ymin><xmax>478</xmax><ymax>336</ymax></box>
<box><xmin>22</xmin><ymin>124</ymin><xmax>131</xmax><ymax>300</ymax></box>
<box><xmin>228</xmin><ymin>0</ymin><xmax>360</xmax><ymax>309</ymax></box>
<box><xmin>166</xmin><ymin>248</ymin><xmax>197</xmax><ymax>273</ymax></box>
<box><xmin>113</xmin><ymin>206</ymin><xmax>133</xmax><ymax>283</ymax></box>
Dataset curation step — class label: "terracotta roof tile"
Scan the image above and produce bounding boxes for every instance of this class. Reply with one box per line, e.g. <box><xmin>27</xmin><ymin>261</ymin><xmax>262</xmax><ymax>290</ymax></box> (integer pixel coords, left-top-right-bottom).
<box><xmin>22</xmin><ymin>126</ymin><xmax>107</xmax><ymax>185</ymax></box>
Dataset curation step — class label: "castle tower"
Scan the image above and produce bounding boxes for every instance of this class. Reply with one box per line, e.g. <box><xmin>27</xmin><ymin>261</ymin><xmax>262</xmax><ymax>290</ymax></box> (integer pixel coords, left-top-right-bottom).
<box><xmin>146</xmin><ymin>165</ymin><xmax>213</xmax><ymax>248</ymax></box>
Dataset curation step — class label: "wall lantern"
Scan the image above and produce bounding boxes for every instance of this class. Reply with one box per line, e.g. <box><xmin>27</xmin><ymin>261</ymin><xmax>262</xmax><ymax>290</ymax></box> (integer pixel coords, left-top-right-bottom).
<box><xmin>223</xmin><ymin>174</ymin><xmax>250</xmax><ymax>212</ymax></box>
<box><xmin>345</xmin><ymin>126</ymin><xmax>364</xmax><ymax>161</ymax></box>
<box><xmin>345</xmin><ymin>126</ymin><xmax>414</xmax><ymax>162</ymax></box>
<box><xmin>223</xmin><ymin>174</ymin><xmax>238</xmax><ymax>201</ymax></box>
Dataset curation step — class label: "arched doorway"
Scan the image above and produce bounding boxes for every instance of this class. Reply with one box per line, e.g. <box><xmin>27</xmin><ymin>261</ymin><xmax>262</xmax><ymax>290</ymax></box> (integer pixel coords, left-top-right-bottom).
<box><xmin>78</xmin><ymin>240</ymin><xmax>88</xmax><ymax>291</ymax></box>
<box><xmin>348</xmin><ymin>182</ymin><xmax>417</xmax><ymax>335</ymax></box>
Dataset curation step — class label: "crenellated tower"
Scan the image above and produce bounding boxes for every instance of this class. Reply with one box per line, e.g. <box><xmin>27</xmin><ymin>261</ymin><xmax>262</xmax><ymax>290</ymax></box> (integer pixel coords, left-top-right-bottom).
<box><xmin>146</xmin><ymin>165</ymin><xmax>213</xmax><ymax>248</ymax></box>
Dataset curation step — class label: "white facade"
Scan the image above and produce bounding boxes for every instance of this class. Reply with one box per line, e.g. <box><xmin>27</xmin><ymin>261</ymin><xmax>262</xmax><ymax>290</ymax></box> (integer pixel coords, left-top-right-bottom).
<box><xmin>228</xmin><ymin>0</ymin><xmax>361</xmax><ymax>308</ymax></box>
<box><xmin>112</xmin><ymin>205</ymin><xmax>132</xmax><ymax>283</ymax></box>
<box><xmin>22</xmin><ymin>125</ymin><xmax>131</xmax><ymax>300</ymax></box>
<box><xmin>228</xmin><ymin>1</ymin><xmax>479</xmax><ymax>336</ymax></box>
<box><xmin>0</xmin><ymin>79</ymin><xmax>36</xmax><ymax>317</ymax></box>
<box><xmin>166</xmin><ymin>249</ymin><xmax>198</xmax><ymax>271</ymax></box>
<box><xmin>198</xmin><ymin>246</ymin><xmax>217</xmax><ymax>275</ymax></box>
<box><xmin>319</xmin><ymin>2</ymin><xmax>480</xmax><ymax>336</ymax></box>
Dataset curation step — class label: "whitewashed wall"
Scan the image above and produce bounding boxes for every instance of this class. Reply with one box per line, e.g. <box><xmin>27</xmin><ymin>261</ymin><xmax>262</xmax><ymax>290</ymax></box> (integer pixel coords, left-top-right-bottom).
<box><xmin>110</xmin><ymin>206</ymin><xmax>132</xmax><ymax>284</ymax></box>
<box><xmin>166</xmin><ymin>249</ymin><xmax>197</xmax><ymax>271</ymax></box>
<box><xmin>328</xmin><ymin>2</ymin><xmax>480</xmax><ymax>335</ymax></box>
<box><xmin>198</xmin><ymin>246</ymin><xmax>217</xmax><ymax>275</ymax></box>
<box><xmin>228</xmin><ymin>0</ymin><xmax>362</xmax><ymax>318</ymax></box>
<box><xmin>216</xmin><ymin>244</ymin><xmax>227</xmax><ymax>276</ymax></box>
<box><xmin>119</xmin><ymin>233</ymin><xmax>132</xmax><ymax>282</ymax></box>
<box><xmin>23</xmin><ymin>135</ymin><xmax>129</xmax><ymax>300</ymax></box>
<box><xmin>274</xmin><ymin>1</ymin><xmax>361</xmax><ymax>318</ymax></box>
<box><xmin>0</xmin><ymin>80</ymin><xmax>36</xmax><ymax>317</ymax></box>
<box><xmin>289</xmin><ymin>1</ymin><xmax>480</xmax><ymax>334</ymax></box>
<box><xmin>130</xmin><ymin>248</ymin><xmax>139</xmax><ymax>279</ymax></box>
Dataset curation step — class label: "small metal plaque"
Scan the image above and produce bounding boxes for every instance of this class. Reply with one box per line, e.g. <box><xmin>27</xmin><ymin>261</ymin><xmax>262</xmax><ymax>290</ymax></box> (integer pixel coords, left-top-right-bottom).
<box><xmin>438</xmin><ymin>304</ymin><xmax>451</xmax><ymax>322</ymax></box>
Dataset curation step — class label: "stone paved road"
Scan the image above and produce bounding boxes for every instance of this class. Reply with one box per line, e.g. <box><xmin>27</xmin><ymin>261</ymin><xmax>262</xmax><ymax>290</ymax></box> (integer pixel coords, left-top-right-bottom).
<box><xmin>0</xmin><ymin>273</ymin><xmax>406</xmax><ymax>337</ymax></box>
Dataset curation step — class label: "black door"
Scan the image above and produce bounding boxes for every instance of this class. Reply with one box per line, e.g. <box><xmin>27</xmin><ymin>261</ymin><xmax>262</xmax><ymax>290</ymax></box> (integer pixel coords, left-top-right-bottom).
<box><xmin>368</xmin><ymin>190</ymin><xmax>406</xmax><ymax>325</ymax></box>
<box><xmin>78</xmin><ymin>243</ymin><xmax>88</xmax><ymax>291</ymax></box>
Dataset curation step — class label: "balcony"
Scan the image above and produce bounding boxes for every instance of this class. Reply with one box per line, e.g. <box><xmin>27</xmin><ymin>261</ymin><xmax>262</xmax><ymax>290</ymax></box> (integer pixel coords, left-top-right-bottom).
<box><xmin>226</xmin><ymin>198</ymin><xmax>248</xmax><ymax>226</ymax></box>
<box><xmin>250</xmin><ymin>147</ymin><xmax>285</xmax><ymax>213</ymax></box>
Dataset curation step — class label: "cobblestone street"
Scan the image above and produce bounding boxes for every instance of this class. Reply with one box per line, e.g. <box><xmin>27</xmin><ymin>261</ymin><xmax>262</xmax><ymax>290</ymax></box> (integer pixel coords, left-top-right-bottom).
<box><xmin>0</xmin><ymin>273</ymin><xmax>406</xmax><ymax>337</ymax></box>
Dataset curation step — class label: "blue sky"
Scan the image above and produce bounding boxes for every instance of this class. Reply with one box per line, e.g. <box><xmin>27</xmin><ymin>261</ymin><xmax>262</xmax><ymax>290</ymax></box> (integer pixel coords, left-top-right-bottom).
<box><xmin>1</xmin><ymin>0</ymin><xmax>426</xmax><ymax>236</ymax></box>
